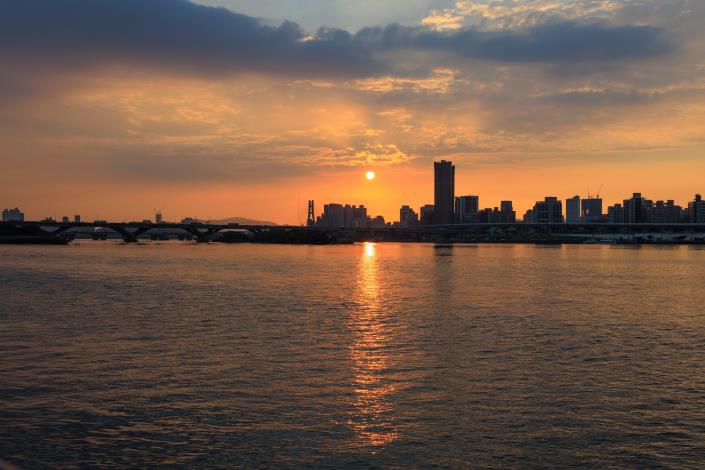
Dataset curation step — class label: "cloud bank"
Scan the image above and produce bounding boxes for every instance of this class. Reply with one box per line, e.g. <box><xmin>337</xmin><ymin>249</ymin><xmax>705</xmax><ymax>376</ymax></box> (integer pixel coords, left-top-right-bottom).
<box><xmin>0</xmin><ymin>0</ymin><xmax>672</xmax><ymax>80</ymax></box>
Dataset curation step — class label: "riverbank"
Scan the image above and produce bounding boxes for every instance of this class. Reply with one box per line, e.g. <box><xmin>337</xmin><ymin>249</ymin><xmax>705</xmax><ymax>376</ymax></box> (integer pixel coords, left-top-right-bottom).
<box><xmin>0</xmin><ymin>225</ymin><xmax>68</xmax><ymax>245</ymax></box>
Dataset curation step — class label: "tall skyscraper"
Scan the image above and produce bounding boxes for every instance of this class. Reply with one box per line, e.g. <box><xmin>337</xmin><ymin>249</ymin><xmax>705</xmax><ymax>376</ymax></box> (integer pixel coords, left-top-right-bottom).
<box><xmin>434</xmin><ymin>160</ymin><xmax>455</xmax><ymax>225</ymax></box>
<box><xmin>566</xmin><ymin>196</ymin><xmax>580</xmax><ymax>224</ymax></box>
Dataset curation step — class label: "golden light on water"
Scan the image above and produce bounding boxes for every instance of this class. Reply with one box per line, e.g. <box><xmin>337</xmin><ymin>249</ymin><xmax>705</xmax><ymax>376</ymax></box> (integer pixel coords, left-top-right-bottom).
<box><xmin>348</xmin><ymin>242</ymin><xmax>399</xmax><ymax>448</ymax></box>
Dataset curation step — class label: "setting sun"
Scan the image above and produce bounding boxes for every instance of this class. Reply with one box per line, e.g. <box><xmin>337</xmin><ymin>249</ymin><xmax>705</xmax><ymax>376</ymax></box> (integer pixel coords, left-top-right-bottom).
<box><xmin>366</xmin><ymin>171</ymin><xmax>376</xmax><ymax>180</ymax></box>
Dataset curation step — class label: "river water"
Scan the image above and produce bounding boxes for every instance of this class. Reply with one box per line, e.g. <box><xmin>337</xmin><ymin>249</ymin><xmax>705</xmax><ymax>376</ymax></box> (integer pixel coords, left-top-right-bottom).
<box><xmin>2</xmin><ymin>242</ymin><xmax>705</xmax><ymax>468</ymax></box>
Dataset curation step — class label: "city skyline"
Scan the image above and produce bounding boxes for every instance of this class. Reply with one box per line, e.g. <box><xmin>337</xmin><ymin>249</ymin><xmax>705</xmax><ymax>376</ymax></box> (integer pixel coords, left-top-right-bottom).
<box><xmin>5</xmin><ymin>156</ymin><xmax>705</xmax><ymax>225</ymax></box>
<box><xmin>3</xmin><ymin>0</ymin><xmax>705</xmax><ymax>224</ymax></box>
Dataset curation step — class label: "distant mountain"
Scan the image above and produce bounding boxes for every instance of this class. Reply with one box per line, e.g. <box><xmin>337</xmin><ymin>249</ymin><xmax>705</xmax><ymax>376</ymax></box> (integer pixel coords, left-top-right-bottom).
<box><xmin>204</xmin><ymin>217</ymin><xmax>278</xmax><ymax>226</ymax></box>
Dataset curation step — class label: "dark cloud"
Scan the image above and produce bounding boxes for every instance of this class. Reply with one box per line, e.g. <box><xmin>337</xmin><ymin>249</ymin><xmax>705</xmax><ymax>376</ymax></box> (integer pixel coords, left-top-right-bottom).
<box><xmin>0</xmin><ymin>0</ymin><xmax>379</xmax><ymax>78</ymax></box>
<box><xmin>356</xmin><ymin>21</ymin><xmax>672</xmax><ymax>63</ymax></box>
<box><xmin>0</xmin><ymin>0</ymin><xmax>673</xmax><ymax>81</ymax></box>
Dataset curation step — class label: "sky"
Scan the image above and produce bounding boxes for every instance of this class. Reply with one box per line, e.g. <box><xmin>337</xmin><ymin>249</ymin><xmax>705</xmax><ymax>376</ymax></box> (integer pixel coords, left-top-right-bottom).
<box><xmin>2</xmin><ymin>0</ymin><xmax>705</xmax><ymax>224</ymax></box>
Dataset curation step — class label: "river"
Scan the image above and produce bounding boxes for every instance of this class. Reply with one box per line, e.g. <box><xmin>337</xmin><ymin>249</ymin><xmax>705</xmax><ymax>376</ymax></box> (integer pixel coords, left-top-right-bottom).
<box><xmin>2</xmin><ymin>242</ymin><xmax>705</xmax><ymax>468</ymax></box>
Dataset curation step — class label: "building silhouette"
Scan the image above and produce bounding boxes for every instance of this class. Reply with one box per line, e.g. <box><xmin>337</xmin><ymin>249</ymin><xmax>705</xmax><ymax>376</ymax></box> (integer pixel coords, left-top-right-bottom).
<box><xmin>2</xmin><ymin>208</ymin><xmax>24</xmax><ymax>222</ymax></box>
<box><xmin>651</xmin><ymin>200</ymin><xmax>682</xmax><ymax>223</ymax></box>
<box><xmin>581</xmin><ymin>197</ymin><xmax>603</xmax><ymax>223</ymax></box>
<box><xmin>399</xmin><ymin>205</ymin><xmax>419</xmax><ymax>226</ymax></box>
<box><xmin>623</xmin><ymin>193</ymin><xmax>651</xmax><ymax>223</ymax></box>
<box><xmin>607</xmin><ymin>204</ymin><xmax>625</xmax><ymax>223</ymax></box>
<box><xmin>434</xmin><ymin>160</ymin><xmax>455</xmax><ymax>224</ymax></box>
<box><xmin>689</xmin><ymin>194</ymin><xmax>705</xmax><ymax>223</ymax></box>
<box><xmin>419</xmin><ymin>204</ymin><xmax>435</xmax><ymax>225</ymax></box>
<box><xmin>455</xmin><ymin>195</ymin><xmax>479</xmax><ymax>223</ymax></box>
<box><xmin>566</xmin><ymin>196</ymin><xmax>580</xmax><ymax>224</ymax></box>
<box><xmin>317</xmin><ymin>203</ymin><xmax>376</xmax><ymax>228</ymax></box>
<box><xmin>500</xmin><ymin>201</ymin><xmax>516</xmax><ymax>223</ymax></box>
<box><xmin>528</xmin><ymin>197</ymin><xmax>563</xmax><ymax>223</ymax></box>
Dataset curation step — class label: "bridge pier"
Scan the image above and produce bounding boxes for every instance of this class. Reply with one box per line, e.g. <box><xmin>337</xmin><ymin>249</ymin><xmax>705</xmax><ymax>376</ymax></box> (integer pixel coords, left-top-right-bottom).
<box><xmin>109</xmin><ymin>225</ymin><xmax>150</xmax><ymax>243</ymax></box>
<box><xmin>182</xmin><ymin>226</ymin><xmax>221</xmax><ymax>243</ymax></box>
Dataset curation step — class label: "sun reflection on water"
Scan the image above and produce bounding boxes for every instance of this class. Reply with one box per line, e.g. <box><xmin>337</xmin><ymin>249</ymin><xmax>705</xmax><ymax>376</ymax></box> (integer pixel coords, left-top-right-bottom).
<box><xmin>348</xmin><ymin>242</ymin><xmax>399</xmax><ymax>448</ymax></box>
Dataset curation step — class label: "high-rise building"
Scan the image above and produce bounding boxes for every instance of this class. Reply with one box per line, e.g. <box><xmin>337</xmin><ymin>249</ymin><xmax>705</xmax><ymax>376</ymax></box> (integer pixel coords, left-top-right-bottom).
<box><xmin>434</xmin><ymin>160</ymin><xmax>455</xmax><ymax>225</ymax></box>
<box><xmin>317</xmin><ymin>203</ymin><xmax>369</xmax><ymax>228</ymax></box>
<box><xmin>581</xmin><ymin>197</ymin><xmax>603</xmax><ymax>223</ymax></box>
<box><xmin>532</xmin><ymin>197</ymin><xmax>563</xmax><ymax>223</ymax></box>
<box><xmin>62</xmin><ymin>216</ymin><xmax>70</xmax><ymax>223</ymax></box>
<box><xmin>74</xmin><ymin>215</ymin><xmax>81</xmax><ymax>223</ymax></box>
<box><xmin>370</xmin><ymin>215</ymin><xmax>386</xmax><ymax>228</ymax></box>
<box><xmin>623</xmin><ymin>193</ymin><xmax>651</xmax><ymax>223</ymax></box>
<box><xmin>155</xmin><ymin>210</ymin><xmax>163</xmax><ymax>224</ymax></box>
<box><xmin>689</xmin><ymin>194</ymin><xmax>705</xmax><ymax>223</ymax></box>
<box><xmin>455</xmin><ymin>195</ymin><xmax>479</xmax><ymax>224</ymax></box>
<box><xmin>2</xmin><ymin>207</ymin><xmax>24</xmax><ymax>222</ymax></box>
<box><xmin>566</xmin><ymin>196</ymin><xmax>580</xmax><ymax>224</ymax></box>
<box><xmin>399</xmin><ymin>205</ymin><xmax>419</xmax><ymax>227</ymax></box>
<box><xmin>500</xmin><ymin>201</ymin><xmax>516</xmax><ymax>223</ymax></box>
<box><xmin>651</xmin><ymin>200</ymin><xmax>682</xmax><ymax>223</ymax></box>
<box><xmin>486</xmin><ymin>207</ymin><xmax>503</xmax><ymax>223</ymax></box>
<box><xmin>419</xmin><ymin>204</ymin><xmax>435</xmax><ymax>225</ymax></box>
<box><xmin>607</xmin><ymin>204</ymin><xmax>625</xmax><ymax>223</ymax></box>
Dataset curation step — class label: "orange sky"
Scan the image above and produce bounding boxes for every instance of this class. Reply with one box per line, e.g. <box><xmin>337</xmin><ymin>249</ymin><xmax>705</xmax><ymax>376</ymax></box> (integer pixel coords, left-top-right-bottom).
<box><xmin>2</xmin><ymin>0</ymin><xmax>705</xmax><ymax>224</ymax></box>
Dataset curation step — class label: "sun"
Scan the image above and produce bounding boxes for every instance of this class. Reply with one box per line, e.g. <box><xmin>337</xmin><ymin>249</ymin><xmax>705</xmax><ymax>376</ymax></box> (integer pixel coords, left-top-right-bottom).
<box><xmin>366</xmin><ymin>171</ymin><xmax>376</xmax><ymax>180</ymax></box>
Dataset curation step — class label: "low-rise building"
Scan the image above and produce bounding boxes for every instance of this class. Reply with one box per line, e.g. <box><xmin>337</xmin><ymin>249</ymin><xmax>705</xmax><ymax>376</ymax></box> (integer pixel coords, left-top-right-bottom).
<box><xmin>2</xmin><ymin>207</ymin><xmax>24</xmax><ymax>222</ymax></box>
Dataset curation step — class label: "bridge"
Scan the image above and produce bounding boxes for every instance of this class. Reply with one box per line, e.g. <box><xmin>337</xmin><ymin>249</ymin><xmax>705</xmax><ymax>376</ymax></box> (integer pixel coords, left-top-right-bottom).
<box><xmin>6</xmin><ymin>221</ymin><xmax>289</xmax><ymax>243</ymax></box>
<box><xmin>5</xmin><ymin>220</ymin><xmax>705</xmax><ymax>244</ymax></box>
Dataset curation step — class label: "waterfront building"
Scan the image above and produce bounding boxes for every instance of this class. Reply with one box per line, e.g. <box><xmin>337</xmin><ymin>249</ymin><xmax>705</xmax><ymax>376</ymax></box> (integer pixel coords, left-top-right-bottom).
<box><xmin>532</xmin><ymin>197</ymin><xmax>563</xmax><ymax>223</ymax></box>
<box><xmin>581</xmin><ymin>197</ymin><xmax>603</xmax><ymax>223</ymax></box>
<box><xmin>399</xmin><ymin>205</ymin><xmax>419</xmax><ymax>227</ymax></box>
<box><xmin>370</xmin><ymin>215</ymin><xmax>386</xmax><ymax>228</ymax></box>
<box><xmin>623</xmin><ymin>193</ymin><xmax>652</xmax><ymax>223</ymax></box>
<box><xmin>689</xmin><ymin>194</ymin><xmax>705</xmax><ymax>223</ymax></box>
<box><xmin>566</xmin><ymin>196</ymin><xmax>580</xmax><ymax>224</ymax></box>
<box><xmin>523</xmin><ymin>209</ymin><xmax>535</xmax><ymax>223</ymax></box>
<box><xmin>455</xmin><ymin>195</ymin><xmax>479</xmax><ymax>224</ymax></box>
<box><xmin>2</xmin><ymin>207</ymin><xmax>24</xmax><ymax>222</ymax></box>
<box><xmin>62</xmin><ymin>216</ymin><xmax>70</xmax><ymax>223</ymax></box>
<box><xmin>651</xmin><ymin>200</ymin><xmax>682</xmax><ymax>223</ymax></box>
<box><xmin>155</xmin><ymin>211</ymin><xmax>163</xmax><ymax>224</ymax></box>
<box><xmin>434</xmin><ymin>160</ymin><xmax>455</xmax><ymax>225</ymax></box>
<box><xmin>500</xmin><ymin>201</ymin><xmax>516</xmax><ymax>223</ymax></box>
<box><xmin>420</xmin><ymin>204</ymin><xmax>435</xmax><ymax>225</ymax></box>
<box><xmin>318</xmin><ymin>203</ymin><xmax>370</xmax><ymax>228</ymax></box>
<box><xmin>607</xmin><ymin>204</ymin><xmax>625</xmax><ymax>223</ymax></box>
<box><xmin>318</xmin><ymin>203</ymin><xmax>344</xmax><ymax>227</ymax></box>
<box><xmin>74</xmin><ymin>215</ymin><xmax>81</xmax><ymax>223</ymax></box>
<box><xmin>487</xmin><ymin>208</ymin><xmax>503</xmax><ymax>224</ymax></box>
